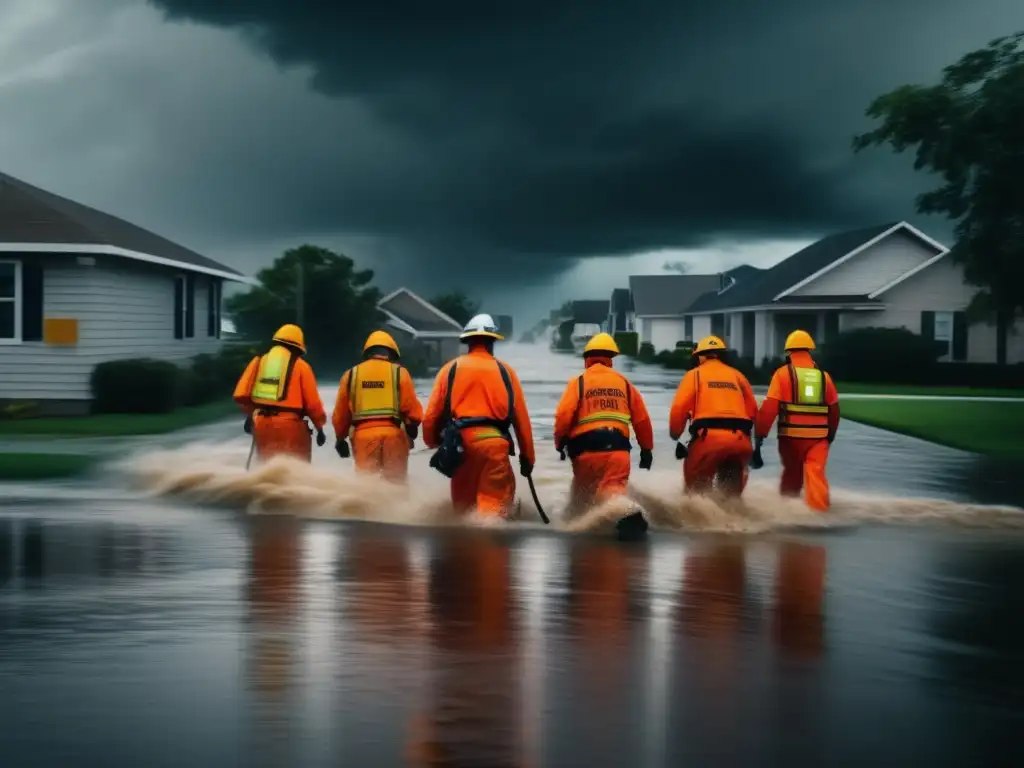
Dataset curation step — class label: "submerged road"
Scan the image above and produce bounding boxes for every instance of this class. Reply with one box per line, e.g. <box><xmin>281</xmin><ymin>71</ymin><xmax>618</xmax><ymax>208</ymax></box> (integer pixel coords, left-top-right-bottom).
<box><xmin>2</xmin><ymin>344</ymin><xmax>1023</xmax><ymax>766</ymax></box>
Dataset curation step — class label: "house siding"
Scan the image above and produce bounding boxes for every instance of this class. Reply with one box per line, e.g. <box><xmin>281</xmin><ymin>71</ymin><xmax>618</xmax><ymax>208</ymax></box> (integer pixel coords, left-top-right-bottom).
<box><xmin>0</xmin><ymin>256</ymin><xmax>225</xmax><ymax>401</ymax></box>
<box><xmin>839</xmin><ymin>256</ymin><xmax>1024</xmax><ymax>363</ymax></box>
<box><xmin>647</xmin><ymin>318</ymin><xmax>686</xmax><ymax>352</ymax></box>
<box><xmin>790</xmin><ymin>230</ymin><xmax>939</xmax><ymax>298</ymax></box>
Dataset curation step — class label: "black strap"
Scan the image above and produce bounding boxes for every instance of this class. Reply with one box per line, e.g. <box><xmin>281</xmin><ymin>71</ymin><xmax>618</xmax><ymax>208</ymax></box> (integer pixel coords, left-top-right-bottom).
<box><xmin>689</xmin><ymin>417</ymin><xmax>753</xmax><ymax>437</ymax></box>
<box><xmin>566</xmin><ymin>427</ymin><xmax>632</xmax><ymax>458</ymax></box>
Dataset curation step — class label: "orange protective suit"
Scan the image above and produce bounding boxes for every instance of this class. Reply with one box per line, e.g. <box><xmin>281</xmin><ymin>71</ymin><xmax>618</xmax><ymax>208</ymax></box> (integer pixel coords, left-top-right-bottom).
<box><xmin>233</xmin><ymin>346</ymin><xmax>326</xmax><ymax>462</ymax></box>
<box><xmin>755</xmin><ymin>350</ymin><xmax>840</xmax><ymax>511</ymax></box>
<box><xmin>669</xmin><ymin>357</ymin><xmax>758</xmax><ymax>495</ymax></box>
<box><xmin>332</xmin><ymin>356</ymin><xmax>424</xmax><ymax>482</ymax></box>
<box><xmin>423</xmin><ymin>345</ymin><xmax>535</xmax><ymax>517</ymax></box>
<box><xmin>553</xmin><ymin>356</ymin><xmax>654</xmax><ymax>510</ymax></box>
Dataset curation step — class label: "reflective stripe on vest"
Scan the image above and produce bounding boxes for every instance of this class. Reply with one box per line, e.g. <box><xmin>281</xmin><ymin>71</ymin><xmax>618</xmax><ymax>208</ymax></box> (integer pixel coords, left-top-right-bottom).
<box><xmin>349</xmin><ymin>359</ymin><xmax>402</xmax><ymax>422</ymax></box>
<box><xmin>779</xmin><ymin>365</ymin><xmax>830</xmax><ymax>439</ymax></box>
<box><xmin>570</xmin><ymin>371</ymin><xmax>632</xmax><ymax>435</ymax></box>
<box><xmin>250</xmin><ymin>346</ymin><xmax>295</xmax><ymax>404</ymax></box>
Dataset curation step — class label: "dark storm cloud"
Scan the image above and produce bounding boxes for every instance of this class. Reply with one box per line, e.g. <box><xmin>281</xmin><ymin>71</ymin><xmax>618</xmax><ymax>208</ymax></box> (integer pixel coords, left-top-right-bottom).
<box><xmin>144</xmin><ymin>0</ymin><xmax>1024</xmax><ymax>261</ymax></box>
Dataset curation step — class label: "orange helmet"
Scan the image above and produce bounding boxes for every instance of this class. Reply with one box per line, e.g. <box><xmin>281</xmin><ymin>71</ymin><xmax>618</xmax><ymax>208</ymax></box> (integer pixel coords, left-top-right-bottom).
<box><xmin>272</xmin><ymin>324</ymin><xmax>306</xmax><ymax>353</ymax></box>
<box><xmin>363</xmin><ymin>330</ymin><xmax>400</xmax><ymax>356</ymax></box>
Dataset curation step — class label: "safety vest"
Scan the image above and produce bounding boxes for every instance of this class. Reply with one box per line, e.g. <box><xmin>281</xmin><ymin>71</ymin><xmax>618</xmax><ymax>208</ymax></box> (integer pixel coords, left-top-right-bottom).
<box><xmin>778</xmin><ymin>365</ymin><xmax>830</xmax><ymax>439</ymax></box>
<box><xmin>689</xmin><ymin>361</ymin><xmax>753</xmax><ymax>435</ymax></box>
<box><xmin>569</xmin><ymin>367</ymin><xmax>632</xmax><ymax>438</ymax></box>
<box><xmin>250</xmin><ymin>346</ymin><xmax>298</xmax><ymax>408</ymax></box>
<box><xmin>349</xmin><ymin>358</ymin><xmax>402</xmax><ymax>424</ymax></box>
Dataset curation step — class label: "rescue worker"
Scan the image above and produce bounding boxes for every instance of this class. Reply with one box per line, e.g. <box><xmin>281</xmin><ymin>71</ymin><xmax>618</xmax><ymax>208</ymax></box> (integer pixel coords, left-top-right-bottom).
<box><xmin>423</xmin><ymin>313</ymin><xmax>535</xmax><ymax>518</ymax></box>
<box><xmin>331</xmin><ymin>330</ymin><xmax>424</xmax><ymax>482</ymax></box>
<box><xmin>668</xmin><ymin>335</ymin><xmax>758</xmax><ymax>496</ymax></box>
<box><xmin>553</xmin><ymin>332</ymin><xmax>654</xmax><ymax>513</ymax></box>
<box><xmin>755</xmin><ymin>329</ymin><xmax>839</xmax><ymax>512</ymax></box>
<box><xmin>233</xmin><ymin>323</ymin><xmax>327</xmax><ymax>462</ymax></box>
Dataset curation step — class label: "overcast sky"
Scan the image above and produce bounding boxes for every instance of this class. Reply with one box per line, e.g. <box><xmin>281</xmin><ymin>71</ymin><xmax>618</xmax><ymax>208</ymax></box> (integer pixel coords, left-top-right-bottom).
<box><xmin>2</xmin><ymin>0</ymin><xmax>1021</xmax><ymax>327</ymax></box>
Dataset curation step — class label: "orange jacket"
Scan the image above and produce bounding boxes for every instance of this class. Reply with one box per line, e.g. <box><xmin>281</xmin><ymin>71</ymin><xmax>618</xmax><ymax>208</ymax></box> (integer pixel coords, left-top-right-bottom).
<box><xmin>553</xmin><ymin>359</ymin><xmax>654</xmax><ymax>451</ymax></box>
<box><xmin>668</xmin><ymin>357</ymin><xmax>758</xmax><ymax>441</ymax></box>
<box><xmin>422</xmin><ymin>347</ymin><xmax>536</xmax><ymax>465</ymax></box>
<box><xmin>331</xmin><ymin>356</ymin><xmax>424</xmax><ymax>438</ymax></box>
<box><xmin>756</xmin><ymin>351</ymin><xmax>839</xmax><ymax>439</ymax></box>
<box><xmin>233</xmin><ymin>351</ymin><xmax>327</xmax><ymax>429</ymax></box>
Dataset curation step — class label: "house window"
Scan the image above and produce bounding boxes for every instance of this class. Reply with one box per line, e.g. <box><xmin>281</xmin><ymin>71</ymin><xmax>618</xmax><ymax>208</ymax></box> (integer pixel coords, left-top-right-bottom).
<box><xmin>922</xmin><ymin>310</ymin><xmax>968</xmax><ymax>361</ymax></box>
<box><xmin>0</xmin><ymin>260</ymin><xmax>20</xmax><ymax>343</ymax></box>
<box><xmin>934</xmin><ymin>311</ymin><xmax>953</xmax><ymax>358</ymax></box>
<box><xmin>207</xmin><ymin>279</ymin><xmax>222</xmax><ymax>338</ymax></box>
<box><xmin>684</xmin><ymin>316</ymin><xmax>693</xmax><ymax>341</ymax></box>
<box><xmin>173</xmin><ymin>275</ymin><xmax>195</xmax><ymax>339</ymax></box>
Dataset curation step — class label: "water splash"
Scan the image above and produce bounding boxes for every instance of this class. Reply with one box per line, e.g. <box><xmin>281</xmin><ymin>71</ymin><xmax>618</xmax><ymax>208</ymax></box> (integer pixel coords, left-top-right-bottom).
<box><xmin>114</xmin><ymin>438</ymin><xmax>1024</xmax><ymax>534</ymax></box>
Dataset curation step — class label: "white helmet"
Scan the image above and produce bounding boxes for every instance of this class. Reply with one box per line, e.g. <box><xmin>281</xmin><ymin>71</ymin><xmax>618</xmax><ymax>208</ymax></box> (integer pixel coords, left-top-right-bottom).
<box><xmin>460</xmin><ymin>313</ymin><xmax>504</xmax><ymax>341</ymax></box>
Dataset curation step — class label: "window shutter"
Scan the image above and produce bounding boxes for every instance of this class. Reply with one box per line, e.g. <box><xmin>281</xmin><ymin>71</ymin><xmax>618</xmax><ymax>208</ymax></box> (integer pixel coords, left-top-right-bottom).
<box><xmin>952</xmin><ymin>312</ymin><xmax>968</xmax><ymax>361</ymax></box>
<box><xmin>174</xmin><ymin>277</ymin><xmax>184</xmax><ymax>339</ymax></box>
<box><xmin>920</xmin><ymin>311</ymin><xmax>935</xmax><ymax>341</ymax></box>
<box><xmin>207</xmin><ymin>280</ymin><xmax>215</xmax><ymax>337</ymax></box>
<box><xmin>21</xmin><ymin>261</ymin><xmax>44</xmax><ymax>342</ymax></box>
<box><xmin>185</xmin><ymin>274</ymin><xmax>195</xmax><ymax>338</ymax></box>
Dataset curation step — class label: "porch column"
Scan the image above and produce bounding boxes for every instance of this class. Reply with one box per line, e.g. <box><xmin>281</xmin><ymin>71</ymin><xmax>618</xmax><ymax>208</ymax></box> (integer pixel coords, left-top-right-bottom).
<box><xmin>754</xmin><ymin>311</ymin><xmax>769</xmax><ymax>363</ymax></box>
<box><xmin>729</xmin><ymin>312</ymin><xmax>743</xmax><ymax>356</ymax></box>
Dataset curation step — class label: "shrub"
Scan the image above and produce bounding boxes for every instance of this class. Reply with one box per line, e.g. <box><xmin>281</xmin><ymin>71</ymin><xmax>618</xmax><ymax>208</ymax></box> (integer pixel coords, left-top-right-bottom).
<box><xmin>182</xmin><ymin>344</ymin><xmax>259</xmax><ymax>406</ymax></box>
<box><xmin>637</xmin><ymin>341</ymin><xmax>656</xmax><ymax>363</ymax></box>
<box><xmin>818</xmin><ymin>327</ymin><xmax>945</xmax><ymax>383</ymax></box>
<box><xmin>661</xmin><ymin>348</ymin><xmax>691</xmax><ymax>369</ymax></box>
<box><xmin>91</xmin><ymin>359</ymin><xmax>184</xmax><ymax>414</ymax></box>
<box><xmin>614</xmin><ymin>331</ymin><xmax>639</xmax><ymax>357</ymax></box>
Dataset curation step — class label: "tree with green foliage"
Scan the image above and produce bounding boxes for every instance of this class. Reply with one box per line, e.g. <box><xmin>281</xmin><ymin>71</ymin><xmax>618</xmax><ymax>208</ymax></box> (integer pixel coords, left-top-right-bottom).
<box><xmin>853</xmin><ymin>32</ymin><xmax>1024</xmax><ymax>363</ymax></box>
<box><xmin>225</xmin><ymin>245</ymin><xmax>383</xmax><ymax>370</ymax></box>
<box><xmin>430</xmin><ymin>290</ymin><xmax>480</xmax><ymax>326</ymax></box>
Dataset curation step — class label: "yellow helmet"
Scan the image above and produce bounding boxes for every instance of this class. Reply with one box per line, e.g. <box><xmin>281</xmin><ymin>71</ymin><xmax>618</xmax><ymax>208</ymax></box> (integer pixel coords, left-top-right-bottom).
<box><xmin>692</xmin><ymin>335</ymin><xmax>727</xmax><ymax>356</ymax></box>
<box><xmin>583</xmin><ymin>332</ymin><xmax>619</xmax><ymax>356</ymax></box>
<box><xmin>784</xmin><ymin>329</ymin><xmax>816</xmax><ymax>352</ymax></box>
<box><xmin>363</xmin><ymin>330</ymin><xmax>400</xmax><ymax>356</ymax></box>
<box><xmin>272</xmin><ymin>323</ymin><xmax>306</xmax><ymax>353</ymax></box>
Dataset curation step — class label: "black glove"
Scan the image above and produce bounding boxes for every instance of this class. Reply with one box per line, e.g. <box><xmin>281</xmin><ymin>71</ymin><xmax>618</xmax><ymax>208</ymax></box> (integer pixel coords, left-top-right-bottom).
<box><xmin>639</xmin><ymin>449</ymin><xmax>653</xmax><ymax>470</ymax></box>
<box><xmin>750</xmin><ymin>437</ymin><xmax>764</xmax><ymax>470</ymax></box>
<box><xmin>556</xmin><ymin>441</ymin><xmax>567</xmax><ymax>461</ymax></box>
<box><xmin>243</xmin><ymin>415</ymin><xmax>253</xmax><ymax>435</ymax></box>
<box><xmin>335</xmin><ymin>439</ymin><xmax>350</xmax><ymax>458</ymax></box>
<box><xmin>406</xmin><ymin>422</ymin><xmax>419</xmax><ymax>441</ymax></box>
<box><xmin>316</xmin><ymin>429</ymin><xmax>326</xmax><ymax>447</ymax></box>
<box><xmin>519</xmin><ymin>456</ymin><xmax>533</xmax><ymax>478</ymax></box>
<box><xmin>675</xmin><ymin>442</ymin><xmax>688</xmax><ymax>460</ymax></box>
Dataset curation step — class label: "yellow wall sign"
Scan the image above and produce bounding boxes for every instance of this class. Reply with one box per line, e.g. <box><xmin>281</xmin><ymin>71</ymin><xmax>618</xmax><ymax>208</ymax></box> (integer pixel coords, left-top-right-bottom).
<box><xmin>44</xmin><ymin>318</ymin><xmax>79</xmax><ymax>345</ymax></box>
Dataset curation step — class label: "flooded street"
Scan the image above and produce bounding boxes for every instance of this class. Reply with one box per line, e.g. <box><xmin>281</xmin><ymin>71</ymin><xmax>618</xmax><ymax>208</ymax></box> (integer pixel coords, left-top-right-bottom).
<box><xmin>2</xmin><ymin>344</ymin><xmax>1023</xmax><ymax>766</ymax></box>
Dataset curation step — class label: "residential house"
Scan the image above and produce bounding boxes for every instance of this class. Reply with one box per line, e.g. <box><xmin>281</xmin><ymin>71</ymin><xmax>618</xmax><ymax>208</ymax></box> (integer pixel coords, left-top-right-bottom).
<box><xmin>493</xmin><ymin>314</ymin><xmax>514</xmax><ymax>338</ymax></box>
<box><xmin>0</xmin><ymin>171</ymin><xmax>252</xmax><ymax>414</ymax></box>
<box><xmin>568</xmin><ymin>299</ymin><xmax>609</xmax><ymax>351</ymax></box>
<box><xmin>377</xmin><ymin>287</ymin><xmax>463</xmax><ymax>369</ymax></box>
<box><xmin>683</xmin><ymin>221</ymin><xmax>1023</xmax><ymax>364</ymax></box>
<box><xmin>626</xmin><ymin>274</ymin><xmax>721</xmax><ymax>351</ymax></box>
<box><xmin>607</xmin><ymin>287</ymin><xmax>634</xmax><ymax>335</ymax></box>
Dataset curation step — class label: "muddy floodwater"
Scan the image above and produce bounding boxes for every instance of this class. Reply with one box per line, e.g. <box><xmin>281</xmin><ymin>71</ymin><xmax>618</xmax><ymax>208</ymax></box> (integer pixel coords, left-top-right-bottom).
<box><xmin>2</xmin><ymin>344</ymin><xmax>1023</xmax><ymax>766</ymax></box>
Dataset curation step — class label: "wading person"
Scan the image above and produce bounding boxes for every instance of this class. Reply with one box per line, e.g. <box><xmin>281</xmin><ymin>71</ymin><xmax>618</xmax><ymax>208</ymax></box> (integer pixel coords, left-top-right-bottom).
<box><xmin>331</xmin><ymin>330</ymin><xmax>424</xmax><ymax>482</ymax></box>
<box><xmin>755</xmin><ymin>330</ymin><xmax>839</xmax><ymax>512</ymax></box>
<box><xmin>233</xmin><ymin>323</ymin><xmax>327</xmax><ymax>462</ymax></box>
<box><xmin>423</xmin><ymin>313</ymin><xmax>535</xmax><ymax>519</ymax></box>
<box><xmin>553</xmin><ymin>333</ymin><xmax>654</xmax><ymax>513</ymax></box>
<box><xmin>669</xmin><ymin>335</ymin><xmax>758</xmax><ymax>496</ymax></box>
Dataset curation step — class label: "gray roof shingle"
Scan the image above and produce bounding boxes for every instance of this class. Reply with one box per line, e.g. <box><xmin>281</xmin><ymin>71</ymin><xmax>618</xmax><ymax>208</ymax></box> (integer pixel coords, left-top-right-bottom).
<box><xmin>687</xmin><ymin>223</ymin><xmax>901</xmax><ymax>313</ymax></box>
<box><xmin>571</xmin><ymin>299</ymin><xmax>609</xmax><ymax>324</ymax></box>
<box><xmin>0</xmin><ymin>171</ymin><xmax>245</xmax><ymax>279</ymax></box>
<box><xmin>628</xmin><ymin>274</ymin><xmax>720</xmax><ymax>316</ymax></box>
<box><xmin>610</xmin><ymin>287</ymin><xmax>633</xmax><ymax>313</ymax></box>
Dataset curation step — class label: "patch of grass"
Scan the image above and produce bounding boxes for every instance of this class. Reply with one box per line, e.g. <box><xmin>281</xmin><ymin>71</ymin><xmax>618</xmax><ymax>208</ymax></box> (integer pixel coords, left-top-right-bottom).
<box><xmin>0</xmin><ymin>453</ymin><xmax>97</xmax><ymax>480</ymax></box>
<box><xmin>837</xmin><ymin>382</ymin><xmax>1023</xmax><ymax>398</ymax></box>
<box><xmin>840</xmin><ymin>399</ymin><xmax>1024</xmax><ymax>460</ymax></box>
<box><xmin>0</xmin><ymin>400</ymin><xmax>238</xmax><ymax>437</ymax></box>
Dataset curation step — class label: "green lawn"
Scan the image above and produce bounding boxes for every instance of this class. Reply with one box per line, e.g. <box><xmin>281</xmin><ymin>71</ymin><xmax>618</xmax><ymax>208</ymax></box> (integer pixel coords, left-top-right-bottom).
<box><xmin>837</xmin><ymin>382</ymin><xmax>1023</xmax><ymax>398</ymax></box>
<box><xmin>0</xmin><ymin>453</ymin><xmax>97</xmax><ymax>480</ymax></box>
<box><xmin>840</xmin><ymin>399</ymin><xmax>1024</xmax><ymax>460</ymax></box>
<box><xmin>0</xmin><ymin>401</ymin><xmax>238</xmax><ymax>437</ymax></box>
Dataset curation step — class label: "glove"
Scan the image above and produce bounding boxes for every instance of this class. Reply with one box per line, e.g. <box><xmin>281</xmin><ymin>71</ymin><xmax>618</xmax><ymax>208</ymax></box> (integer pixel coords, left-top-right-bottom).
<box><xmin>405</xmin><ymin>422</ymin><xmax>419</xmax><ymax>441</ymax></box>
<box><xmin>243</xmin><ymin>415</ymin><xmax>253</xmax><ymax>435</ymax></box>
<box><xmin>639</xmin><ymin>449</ymin><xmax>653</xmax><ymax>470</ymax></box>
<box><xmin>519</xmin><ymin>456</ymin><xmax>533</xmax><ymax>478</ymax></box>
<box><xmin>675</xmin><ymin>442</ymin><xmax>688</xmax><ymax>460</ymax></box>
<box><xmin>316</xmin><ymin>429</ymin><xmax>326</xmax><ymax>447</ymax></box>
<box><xmin>335</xmin><ymin>439</ymin><xmax>350</xmax><ymax>459</ymax></box>
<box><xmin>556</xmin><ymin>441</ymin><xmax>567</xmax><ymax>461</ymax></box>
<box><xmin>750</xmin><ymin>437</ymin><xmax>764</xmax><ymax>470</ymax></box>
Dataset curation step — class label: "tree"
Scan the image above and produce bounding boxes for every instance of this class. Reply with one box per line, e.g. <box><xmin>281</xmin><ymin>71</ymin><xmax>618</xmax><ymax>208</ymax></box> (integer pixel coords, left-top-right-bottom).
<box><xmin>225</xmin><ymin>245</ymin><xmax>383</xmax><ymax>371</ymax></box>
<box><xmin>852</xmin><ymin>32</ymin><xmax>1024</xmax><ymax>363</ymax></box>
<box><xmin>430</xmin><ymin>290</ymin><xmax>480</xmax><ymax>326</ymax></box>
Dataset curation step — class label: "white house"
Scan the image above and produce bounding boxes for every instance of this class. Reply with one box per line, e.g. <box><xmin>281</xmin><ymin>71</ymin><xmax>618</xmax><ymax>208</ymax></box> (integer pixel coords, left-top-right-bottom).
<box><xmin>680</xmin><ymin>220</ymin><xmax>1023</xmax><ymax>364</ymax></box>
<box><xmin>377</xmin><ymin>287</ymin><xmax>463</xmax><ymax>369</ymax></box>
<box><xmin>0</xmin><ymin>171</ymin><xmax>253</xmax><ymax>414</ymax></box>
<box><xmin>624</xmin><ymin>274</ymin><xmax>720</xmax><ymax>351</ymax></box>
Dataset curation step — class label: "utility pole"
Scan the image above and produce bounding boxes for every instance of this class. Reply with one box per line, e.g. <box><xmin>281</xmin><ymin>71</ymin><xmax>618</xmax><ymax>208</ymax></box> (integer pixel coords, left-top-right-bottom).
<box><xmin>295</xmin><ymin>259</ymin><xmax>304</xmax><ymax>326</ymax></box>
